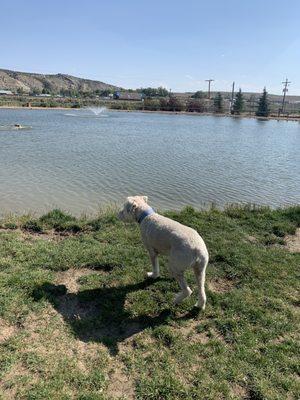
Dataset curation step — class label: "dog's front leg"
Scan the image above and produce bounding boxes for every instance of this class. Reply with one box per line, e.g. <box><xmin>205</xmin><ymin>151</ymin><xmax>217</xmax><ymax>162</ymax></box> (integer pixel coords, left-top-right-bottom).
<box><xmin>147</xmin><ymin>250</ymin><xmax>160</xmax><ymax>279</ymax></box>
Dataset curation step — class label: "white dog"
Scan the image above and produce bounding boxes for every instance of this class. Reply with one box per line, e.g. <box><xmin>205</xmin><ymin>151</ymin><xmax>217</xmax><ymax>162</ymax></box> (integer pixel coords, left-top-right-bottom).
<box><xmin>118</xmin><ymin>196</ymin><xmax>209</xmax><ymax>309</ymax></box>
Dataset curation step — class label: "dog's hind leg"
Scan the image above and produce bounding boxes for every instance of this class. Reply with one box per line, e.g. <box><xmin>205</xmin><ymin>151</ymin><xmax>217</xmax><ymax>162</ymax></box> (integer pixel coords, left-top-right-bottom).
<box><xmin>193</xmin><ymin>256</ymin><xmax>208</xmax><ymax>310</ymax></box>
<box><xmin>147</xmin><ymin>249</ymin><xmax>160</xmax><ymax>279</ymax></box>
<box><xmin>173</xmin><ymin>273</ymin><xmax>192</xmax><ymax>305</ymax></box>
<box><xmin>168</xmin><ymin>251</ymin><xmax>192</xmax><ymax>304</ymax></box>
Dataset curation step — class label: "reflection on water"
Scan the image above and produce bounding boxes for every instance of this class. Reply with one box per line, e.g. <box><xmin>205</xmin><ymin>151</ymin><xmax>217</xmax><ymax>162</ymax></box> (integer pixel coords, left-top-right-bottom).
<box><xmin>0</xmin><ymin>108</ymin><xmax>299</xmax><ymax>215</ymax></box>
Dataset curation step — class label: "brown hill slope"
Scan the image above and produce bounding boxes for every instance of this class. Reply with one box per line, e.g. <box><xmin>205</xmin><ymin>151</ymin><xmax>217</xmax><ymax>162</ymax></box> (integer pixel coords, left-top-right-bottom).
<box><xmin>0</xmin><ymin>68</ymin><xmax>118</xmax><ymax>93</ymax></box>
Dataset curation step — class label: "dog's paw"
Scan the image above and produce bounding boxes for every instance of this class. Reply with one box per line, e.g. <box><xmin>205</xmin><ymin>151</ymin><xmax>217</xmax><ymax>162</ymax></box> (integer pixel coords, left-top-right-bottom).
<box><xmin>174</xmin><ymin>288</ymin><xmax>192</xmax><ymax>305</ymax></box>
<box><xmin>147</xmin><ymin>272</ymin><xmax>159</xmax><ymax>279</ymax></box>
<box><xmin>195</xmin><ymin>300</ymin><xmax>206</xmax><ymax>310</ymax></box>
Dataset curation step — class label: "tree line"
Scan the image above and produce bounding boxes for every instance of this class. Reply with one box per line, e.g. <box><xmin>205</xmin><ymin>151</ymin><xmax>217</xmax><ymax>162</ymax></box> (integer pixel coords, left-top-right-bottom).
<box><xmin>140</xmin><ymin>88</ymin><xmax>271</xmax><ymax>116</ymax></box>
<box><xmin>230</xmin><ymin>88</ymin><xmax>270</xmax><ymax>117</ymax></box>
<box><xmin>14</xmin><ymin>84</ymin><xmax>272</xmax><ymax>116</ymax></box>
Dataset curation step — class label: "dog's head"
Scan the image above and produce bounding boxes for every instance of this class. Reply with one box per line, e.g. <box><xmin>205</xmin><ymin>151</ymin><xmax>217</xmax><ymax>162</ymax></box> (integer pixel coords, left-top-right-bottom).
<box><xmin>118</xmin><ymin>195</ymin><xmax>148</xmax><ymax>222</ymax></box>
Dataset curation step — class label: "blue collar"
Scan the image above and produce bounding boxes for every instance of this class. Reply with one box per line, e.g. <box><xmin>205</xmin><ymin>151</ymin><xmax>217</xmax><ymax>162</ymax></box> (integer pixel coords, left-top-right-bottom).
<box><xmin>137</xmin><ymin>208</ymin><xmax>155</xmax><ymax>224</ymax></box>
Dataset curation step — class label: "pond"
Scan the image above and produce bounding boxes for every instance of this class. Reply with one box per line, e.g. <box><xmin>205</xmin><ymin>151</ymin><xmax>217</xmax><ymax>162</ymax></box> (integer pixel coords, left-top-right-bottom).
<box><xmin>0</xmin><ymin>108</ymin><xmax>299</xmax><ymax>215</ymax></box>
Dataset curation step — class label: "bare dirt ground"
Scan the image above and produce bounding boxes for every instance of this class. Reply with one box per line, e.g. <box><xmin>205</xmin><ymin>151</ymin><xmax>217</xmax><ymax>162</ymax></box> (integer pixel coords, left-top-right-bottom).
<box><xmin>284</xmin><ymin>228</ymin><xmax>300</xmax><ymax>253</ymax></box>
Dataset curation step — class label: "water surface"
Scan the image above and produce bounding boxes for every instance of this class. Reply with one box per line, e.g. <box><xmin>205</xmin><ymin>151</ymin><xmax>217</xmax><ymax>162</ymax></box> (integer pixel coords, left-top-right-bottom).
<box><xmin>0</xmin><ymin>108</ymin><xmax>299</xmax><ymax>215</ymax></box>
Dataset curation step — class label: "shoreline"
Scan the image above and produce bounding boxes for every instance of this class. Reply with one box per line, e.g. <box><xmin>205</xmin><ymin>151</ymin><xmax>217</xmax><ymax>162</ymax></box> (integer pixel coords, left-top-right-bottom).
<box><xmin>1</xmin><ymin>201</ymin><xmax>298</xmax><ymax>220</ymax></box>
<box><xmin>0</xmin><ymin>105</ymin><xmax>75</xmax><ymax>110</ymax></box>
<box><xmin>1</xmin><ymin>104</ymin><xmax>300</xmax><ymax>121</ymax></box>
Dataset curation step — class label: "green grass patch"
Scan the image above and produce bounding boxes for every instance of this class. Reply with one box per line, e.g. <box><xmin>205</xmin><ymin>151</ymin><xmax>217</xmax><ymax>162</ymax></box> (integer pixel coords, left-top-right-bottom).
<box><xmin>0</xmin><ymin>205</ymin><xmax>299</xmax><ymax>399</ymax></box>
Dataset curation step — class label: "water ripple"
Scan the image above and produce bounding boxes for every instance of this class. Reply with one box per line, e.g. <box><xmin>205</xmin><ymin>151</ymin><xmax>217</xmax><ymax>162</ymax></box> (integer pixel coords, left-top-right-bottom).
<box><xmin>0</xmin><ymin>109</ymin><xmax>299</xmax><ymax>215</ymax></box>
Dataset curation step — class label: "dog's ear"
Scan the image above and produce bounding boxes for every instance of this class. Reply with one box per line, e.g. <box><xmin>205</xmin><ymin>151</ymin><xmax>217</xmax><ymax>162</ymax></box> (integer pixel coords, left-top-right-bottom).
<box><xmin>142</xmin><ymin>196</ymin><xmax>148</xmax><ymax>203</ymax></box>
<box><xmin>126</xmin><ymin>199</ymin><xmax>137</xmax><ymax>214</ymax></box>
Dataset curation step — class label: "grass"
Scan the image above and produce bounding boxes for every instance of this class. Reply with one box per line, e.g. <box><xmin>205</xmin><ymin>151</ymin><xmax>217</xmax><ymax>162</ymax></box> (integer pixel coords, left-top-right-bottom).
<box><xmin>0</xmin><ymin>205</ymin><xmax>299</xmax><ymax>400</ymax></box>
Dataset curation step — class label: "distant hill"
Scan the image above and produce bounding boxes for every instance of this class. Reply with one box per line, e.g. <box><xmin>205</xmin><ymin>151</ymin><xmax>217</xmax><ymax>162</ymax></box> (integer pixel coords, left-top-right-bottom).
<box><xmin>0</xmin><ymin>68</ymin><xmax>119</xmax><ymax>94</ymax></box>
<box><xmin>1</xmin><ymin>68</ymin><xmax>299</xmax><ymax>103</ymax></box>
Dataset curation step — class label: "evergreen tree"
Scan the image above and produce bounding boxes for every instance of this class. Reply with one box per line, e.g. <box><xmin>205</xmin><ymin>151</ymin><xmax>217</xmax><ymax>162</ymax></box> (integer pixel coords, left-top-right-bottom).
<box><xmin>213</xmin><ymin>92</ymin><xmax>223</xmax><ymax>113</ymax></box>
<box><xmin>232</xmin><ymin>88</ymin><xmax>244</xmax><ymax>114</ymax></box>
<box><xmin>256</xmin><ymin>87</ymin><xmax>270</xmax><ymax>117</ymax></box>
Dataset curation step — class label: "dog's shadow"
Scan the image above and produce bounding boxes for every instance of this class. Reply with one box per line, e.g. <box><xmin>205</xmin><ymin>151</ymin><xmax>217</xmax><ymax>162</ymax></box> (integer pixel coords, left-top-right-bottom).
<box><xmin>32</xmin><ymin>276</ymin><xmax>199</xmax><ymax>355</ymax></box>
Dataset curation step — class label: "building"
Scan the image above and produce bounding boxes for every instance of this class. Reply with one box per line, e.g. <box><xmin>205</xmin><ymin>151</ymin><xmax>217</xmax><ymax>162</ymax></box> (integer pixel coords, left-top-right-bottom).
<box><xmin>113</xmin><ymin>91</ymin><xmax>142</xmax><ymax>101</ymax></box>
<box><xmin>0</xmin><ymin>89</ymin><xmax>13</xmax><ymax>95</ymax></box>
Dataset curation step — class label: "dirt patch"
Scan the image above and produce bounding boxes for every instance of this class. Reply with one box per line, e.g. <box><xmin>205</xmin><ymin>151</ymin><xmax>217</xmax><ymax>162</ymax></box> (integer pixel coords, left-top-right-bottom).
<box><xmin>0</xmin><ymin>362</ymin><xmax>33</xmax><ymax>400</ymax></box>
<box><xmin>53</xmin><ymin>268</ymin><xmax>104</xmax><ymax>321</ymax></box>
<box><xmin>172</xmin><ymin>320</ymin><xmax>217</xmax><ymax>345</ymax></box>
<box><xmin>208</xmin><ymin>277</ymin><xmax>235</xmax><ymax>293</ymax></box>
<box><xmin>284</xmin><ymin>228</ymin><xmax>300</xmax><ymax>253</ymax></box>
<box><xmin>270</xmin><ymin>331</ymin><xmax>299</xmax><ymax>345</ymax></box>
<box><xmin>21</xmin><ymin>229</ymin><xmax>67</xmax><ymax>242</ymax></box>
<box><xmin>231</xmin><ymin>383</ymin><xmax>248</xmax><ymax>399</ymax></box>
<box><xmin>189</xmin><ymin>331</ymin><xmax>210</xmax><ymax>344</ymax></box>
<box><xmin>0</xmin><ymin>227</ymin><xmax>66</xmax><ymax>242</ymax></box>
<box><xmin>106</xmin><ymin>364</ymin><xmax>135</xmax><ymax>400</ymax></box>
<box><xmin>116</xmin><ymin>323</ymin><xmax>146</xmax><ymax>354</ymax></box>
<box><xmin>0</xmin><ymin>308</ymin><xmax>111</xmax><ymax>398</ymax></box>
<box><xmin>246</xmin><ymin>235</ymin><xmax>257</xmax><ymax>243</ymax></box>
<box><xmin>55</xmin><ymin>268</ymin><xmax>96</xmax><ymax>293</ymax></box>
<box><xmin>51</xmin><ymin>268</ymin><xmax>145</xmax><ymax>350</ymax></box>
<box><xmin>0</xmin><ymin>318</ymin><xmax>17</xmax><ymax>343</ymax></box>
<box><xmin>20</xmin><ymin>309</ymin><xmax>109</xmax><ymax>374</ymax></box>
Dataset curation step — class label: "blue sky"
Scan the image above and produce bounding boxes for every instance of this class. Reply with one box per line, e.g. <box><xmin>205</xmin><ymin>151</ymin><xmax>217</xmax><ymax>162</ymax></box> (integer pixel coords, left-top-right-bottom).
<box><xmin>1</xmin><ymin>0</ymin><xmax>300</xmax><ymax>94</ymax></box>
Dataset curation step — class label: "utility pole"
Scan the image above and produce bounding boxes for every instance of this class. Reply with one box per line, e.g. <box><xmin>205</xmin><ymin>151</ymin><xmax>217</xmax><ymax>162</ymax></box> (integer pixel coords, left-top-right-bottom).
<box><xmin>249</xmin><ymin>94</ymin><xmax>256</xmax><ymax>115</ymax></box>
<box><xmin>280</xmin><ymin>78</ymin><xmax>291</xmax><ymax>115</ymax></box>
<box><xmin>230</xmin><ymin>81</ymin><xmax>235</xmax><ymax>113</ymax></box>
<box><xmin>205</xmin><ymin>79</ymin><xmax>214</xmax><ymax>99</ymax></box>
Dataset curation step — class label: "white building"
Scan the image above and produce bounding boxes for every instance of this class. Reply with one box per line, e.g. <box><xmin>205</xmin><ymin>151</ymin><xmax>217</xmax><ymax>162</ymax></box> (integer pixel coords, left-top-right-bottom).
<box><xmin>0</xmin><ymin>89</ymin><xmax>13</xmax><ymax>95</ymax></box>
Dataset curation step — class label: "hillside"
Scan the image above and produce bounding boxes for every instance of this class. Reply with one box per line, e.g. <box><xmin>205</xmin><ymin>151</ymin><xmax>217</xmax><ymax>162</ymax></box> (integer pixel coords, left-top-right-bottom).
<box><xmin>0</xmin><ymin>68</ymin><xmax>118</xmax><ymax>94</ymax></box>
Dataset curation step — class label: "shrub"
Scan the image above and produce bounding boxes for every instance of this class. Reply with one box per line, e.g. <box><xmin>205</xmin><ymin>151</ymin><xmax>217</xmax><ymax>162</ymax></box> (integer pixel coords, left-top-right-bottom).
<box><xmin>143</xmin><ymin>98</ymin><xmax>161</xmax><ymax>111</ymax></box>
<box><xmin>22</xmin><ymin>219</ymin><xmax>43</xmax><ymax>233</ymax></box>
<box><xmin>187</xmin><ymin>99</ymin><xmax>205</xmax><ymax>113</ymax></box>
<box><xmin>3</xmin><ymin>222</ymin><xmax>18</xmax><ymax>230</ymax></box>
<box><xmin>39</xmin><ymin>209</ymin><xmax>76</xmax><ymax>229</ymax></box>
<box><xmin>168</xmin><ymin>96</ymin><xmax>185</xmax><ymax>112</ymax></box>
<box><xmin>71</xmin><ymin>102</ymin><xmax>81</xmax><ymax>108</ymax></box>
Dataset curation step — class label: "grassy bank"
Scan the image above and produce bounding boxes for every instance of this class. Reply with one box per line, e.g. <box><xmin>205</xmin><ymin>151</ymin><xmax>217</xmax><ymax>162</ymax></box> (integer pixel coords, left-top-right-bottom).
<box><xmin>0</xmin><ymin>205</ymin><xmax>299</xmax><ymax>399</ymax></box>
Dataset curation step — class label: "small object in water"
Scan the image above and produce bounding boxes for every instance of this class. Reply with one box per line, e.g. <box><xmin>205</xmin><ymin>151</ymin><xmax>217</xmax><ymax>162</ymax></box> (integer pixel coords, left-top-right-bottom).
<box><xmin>14</xmin><ymin>124</ymin><xmax>23</xmax><ymax>129</ymax></box>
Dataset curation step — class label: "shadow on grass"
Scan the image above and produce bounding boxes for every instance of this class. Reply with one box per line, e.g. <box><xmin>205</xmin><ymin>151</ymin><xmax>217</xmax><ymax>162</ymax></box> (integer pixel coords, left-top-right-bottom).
<box><xmin>32</xmin><ymin>278</ymin><xmax>200</xmax><ymax>355</ymax></box>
